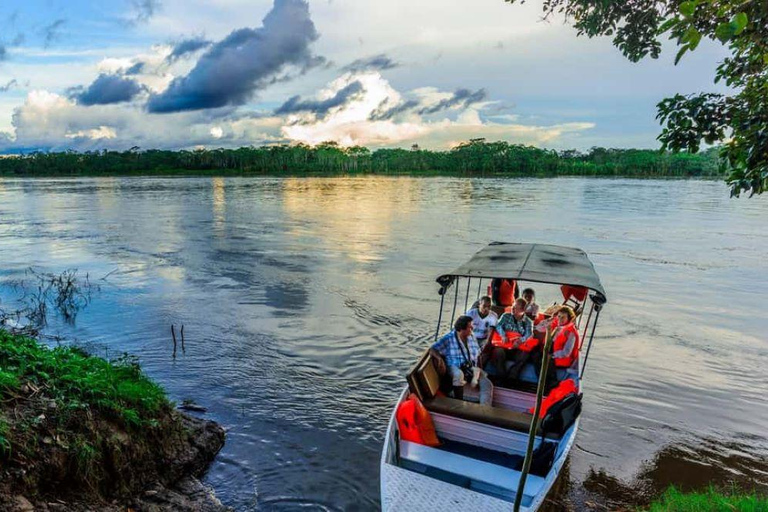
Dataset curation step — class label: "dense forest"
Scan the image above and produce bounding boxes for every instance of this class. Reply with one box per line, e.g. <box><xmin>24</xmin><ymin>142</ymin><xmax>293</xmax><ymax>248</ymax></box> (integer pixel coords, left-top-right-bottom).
<box><xmin>0</xmin><ymin>139</ymin><xmax>722</xmax><ymax>177</ymax></box>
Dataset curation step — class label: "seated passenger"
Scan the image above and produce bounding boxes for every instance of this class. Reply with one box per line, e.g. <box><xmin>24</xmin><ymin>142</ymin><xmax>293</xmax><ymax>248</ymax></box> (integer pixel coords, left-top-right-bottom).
<box><xmin>465</xmin><ymin>295</ymin><xmax>497</xmax><ymax>347</ymax></box>
<box><xmin>534</xmin><ymin>306</ymin><xmax>580</xmax><ymax>392</ymax></box>
<box><xmin>488</xmin><ymin>298</ymin><xmax>538</xmax><ymax>380</ymax></box>
<box><xmin>430</xmin><ymin>315</ymin><xmax>493</xmax><ymax>406</ymax></box>
<box><xmin>521</xmin><ymin>287</ymin><xmax>540</xmax><ymax>321</ymax></box>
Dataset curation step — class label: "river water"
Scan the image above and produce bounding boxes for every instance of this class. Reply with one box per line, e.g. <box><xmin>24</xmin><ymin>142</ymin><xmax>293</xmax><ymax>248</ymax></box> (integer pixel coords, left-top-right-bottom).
<box><xmin>0</xmin><ymin>177</ymin><xmax>766</xmax><ymax>510</ymax></box>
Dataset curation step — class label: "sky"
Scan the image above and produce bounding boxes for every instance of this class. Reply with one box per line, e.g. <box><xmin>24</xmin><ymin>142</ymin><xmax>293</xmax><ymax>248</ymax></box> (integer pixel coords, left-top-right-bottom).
<box><xmin>0</xmin><ymin>0</ymin><xmax>731</xmax><ymax>153</ymax></box>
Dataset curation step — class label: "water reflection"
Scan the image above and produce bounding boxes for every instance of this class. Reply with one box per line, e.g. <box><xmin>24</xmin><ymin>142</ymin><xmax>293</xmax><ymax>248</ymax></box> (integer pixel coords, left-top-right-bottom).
<box><xmin>281</xmin><ymin>177</ymin><xmax>422</xmax><ymax>264</ymax></box>
<box><xmin>0</xmin><ymin>177</ymin><xmax>766</xmax><ymax>511</ymax></box>
<box><xmin>212</xmin><ymin>177</ymin><xmax>226</xmax><ymax>237</ymax></box>
<box><xmin>576</xmin><ymin>437</ymin><xmax>768</xmax><ymax>509</ymax></box>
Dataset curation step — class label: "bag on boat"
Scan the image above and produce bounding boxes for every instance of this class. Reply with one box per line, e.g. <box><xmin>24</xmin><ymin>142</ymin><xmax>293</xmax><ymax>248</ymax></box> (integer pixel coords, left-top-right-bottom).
<box><xmin>540</xmin><ymin>393</ymin><xmax>582</xmax><ymax>437</ymax></box>
<box><xmin>396</xmin><ymin>394</ymin><xmax>441</xmax><ymax>447</ymax></box>
<box><xmin>513</xmin><ymin>440</ymin><xmax>556</xmax><ymax>477</ymax></box>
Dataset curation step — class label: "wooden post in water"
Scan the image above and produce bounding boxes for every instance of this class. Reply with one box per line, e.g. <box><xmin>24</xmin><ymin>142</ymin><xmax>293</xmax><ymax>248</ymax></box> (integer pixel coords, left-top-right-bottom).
<box><xmin>513</xmin><ymin>326</ymin><xmax>554</xmax><ymax>512</ymax></box>
<box><xmin>171</xmin><ymin>324</ymin><xmax>177</xmax><ymax>358</ymax></box>
<box><xmin>181</xmin><ymin>324</ymin><xmax>185</xmax><ymax>353</ymax></box>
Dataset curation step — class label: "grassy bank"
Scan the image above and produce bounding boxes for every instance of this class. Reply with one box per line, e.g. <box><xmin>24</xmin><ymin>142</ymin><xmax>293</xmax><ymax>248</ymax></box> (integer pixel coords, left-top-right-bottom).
<box><xmin>646</xmin><ymin>487</ymin><xmax>768</xmax><ymax>511</ymax></box>
<box><xmin>0</xmin><ymin>330</ymin><xmax>225</xmax><ymax>508</ymax></box>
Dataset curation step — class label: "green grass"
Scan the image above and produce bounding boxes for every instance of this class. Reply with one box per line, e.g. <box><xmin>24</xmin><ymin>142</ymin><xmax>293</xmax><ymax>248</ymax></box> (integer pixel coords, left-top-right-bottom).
<box><xmin>647</xmin><ymin>486</ymin><xmax>768</xmax><ymax>512</ymax></box>
<box><xmin>0</xmin><ymin>330</ymin><xmax>169</xmax><ymax>428</ymax></box>
<box><xmin>0</xmin><ymin>413</ymin><xmax>10</xmax><ymax>456</ymax></box>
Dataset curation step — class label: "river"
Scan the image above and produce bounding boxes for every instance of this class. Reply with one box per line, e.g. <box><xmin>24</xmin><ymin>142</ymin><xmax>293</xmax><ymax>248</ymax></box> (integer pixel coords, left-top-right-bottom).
<box><xmin>0</xmin><ymin>177</ymin><xmax>766</xmax><ymax>510</ymax></box>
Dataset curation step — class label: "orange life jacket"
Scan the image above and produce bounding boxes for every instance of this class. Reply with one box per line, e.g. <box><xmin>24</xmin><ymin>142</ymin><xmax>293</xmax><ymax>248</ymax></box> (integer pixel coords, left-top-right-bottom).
<box><xmin>561</xmin><ymin>285</ymin><xmax>588</xmax><ymax>303</ymax></box>
<box><xmin>396</xmin><ymin>394</ymin><xmax>441</xmax><ymax>447</ymax></box>
<box><xmin>488</xmin><ymin>279</ymin><xmax>516</xmax><ymax>306</ymax></box>
<box><xmin>490</xmin><ymin>329</ymin><xmax>540</xmax><ymax>352</ymax></box>
<box><xmin>552</xmin><ymin>321</ymin><xmax>579</xmax><ymax>368</ymax></box>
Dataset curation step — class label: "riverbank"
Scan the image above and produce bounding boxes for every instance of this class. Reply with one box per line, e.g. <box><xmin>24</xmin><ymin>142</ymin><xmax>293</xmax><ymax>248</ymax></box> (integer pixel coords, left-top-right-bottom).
<box><xmin>0</xmin><ymin>331</ymin><xmax>229</xmax><ymax>511</ymax></box>
<box><xmin>0</xmin><ymin>140</ymin><xmax>723</xmax><ymax>178</ymax></box>
<box><xmin>646</xmin><ymin>487</ymin><xmax>768</xmax><ymax>511</ymax></box>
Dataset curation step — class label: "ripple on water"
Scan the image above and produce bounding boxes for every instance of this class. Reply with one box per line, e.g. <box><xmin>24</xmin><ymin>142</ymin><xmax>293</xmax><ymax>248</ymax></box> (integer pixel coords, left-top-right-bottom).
<box><xmin>1</xmin><ymin>177</ymin><xmax>767</xmax><ymax>510</ymax></box>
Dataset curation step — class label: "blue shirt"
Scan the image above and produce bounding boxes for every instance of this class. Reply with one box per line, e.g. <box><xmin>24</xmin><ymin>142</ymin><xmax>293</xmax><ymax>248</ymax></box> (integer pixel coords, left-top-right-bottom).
<box><xmin>431</xmin><ymin>330</ymin><xmax>480</xmax><ymax>368</ymax></box>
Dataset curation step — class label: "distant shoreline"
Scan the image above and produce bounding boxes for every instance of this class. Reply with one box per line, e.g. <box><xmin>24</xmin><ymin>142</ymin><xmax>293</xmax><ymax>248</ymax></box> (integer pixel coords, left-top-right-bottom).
<box><xmin>0</xmin><ymin>140</ymin><xmax>723</xmax><ymax>179</ymax></box>
<box><xmin>0</xmin><ymin>170</ymin><xmax>724</xmax><ymax>179</ymax></box>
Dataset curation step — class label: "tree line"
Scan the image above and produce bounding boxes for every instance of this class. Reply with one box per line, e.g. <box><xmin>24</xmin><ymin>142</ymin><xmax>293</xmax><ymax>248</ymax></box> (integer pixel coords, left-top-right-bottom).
<box><xmin>0</xmin><ymin>139</ymin><xmax>722</xmax><ymax>177</ymax></box>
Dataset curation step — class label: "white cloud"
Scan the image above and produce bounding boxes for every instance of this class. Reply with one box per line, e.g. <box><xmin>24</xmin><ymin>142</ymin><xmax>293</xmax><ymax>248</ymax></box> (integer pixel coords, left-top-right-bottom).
<box><xmin>1</xmin><ymin>90</ymin><xmax>284</xmax><ymax>151</ymax></box>
<box><xmin>66</xmin><ymin>126</ymin><xmax>117</xmax><ymax>140</ymax></box>
<box><xmin>0</xmin><ymin>70</ymin><xmax>595</xmax><ymax>151</ymax></box>
<box><xmin>280</xmin><ymin>71</ymin><xmax>594</xmax><ymax>148</ymax></box>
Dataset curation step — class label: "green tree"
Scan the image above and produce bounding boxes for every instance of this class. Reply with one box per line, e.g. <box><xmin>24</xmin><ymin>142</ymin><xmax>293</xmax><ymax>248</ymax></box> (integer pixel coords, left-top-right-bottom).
<box><xmin>505</xmin><ymin>0</ymin><xmax>767</xmax><ymax>196</ymax></box>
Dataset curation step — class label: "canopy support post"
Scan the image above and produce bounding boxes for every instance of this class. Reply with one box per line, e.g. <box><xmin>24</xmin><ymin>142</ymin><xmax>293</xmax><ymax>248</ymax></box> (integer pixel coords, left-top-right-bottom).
<box><xmin>450</xmin><ymin>277</ymin><xmax>459</xmax><ymax>324</ymax></box>
<box><xmin>579</xmin><ymin>303</ymin><xmax>602</xmax><ymax>380</ymax></box>
<box><xmin>579</xmin><ymin>302</ymin><xmax>595</xmax><ymax>349</ymax></box>
<box><xmin>514</xmin><ymin>327</ymin><xmax>554</xmax><ymax>512</ymax></box>
<box><xmin>476</xmin><ymin>278</ymin><xmax>483</xmax><ymax>299</ymax></box>
<box><xmin>434</xmin><ymin>286</ymin><xmax>447</xmax><ymax>342</ymax></box>
<box><xmin>464</xmin><ymin>278</ymin><xmax>471</xmax><ymax>311</ymax></box>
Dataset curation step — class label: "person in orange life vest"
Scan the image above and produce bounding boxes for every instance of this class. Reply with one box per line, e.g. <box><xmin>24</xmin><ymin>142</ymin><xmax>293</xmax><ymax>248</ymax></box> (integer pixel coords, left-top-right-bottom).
<box><xmin>430</xmin><ymin>315</ymin><xmax>494</xmax><ymax>405</ymax></box>
<box><xmin>487</xmin><ymin>298</ymin><xmax>539</xmax><ymax>380</ymax></box>
<box><xmin>533</xmin><ymin>305</ymin><xmax>580</xmax><ymax>392</ymax></box>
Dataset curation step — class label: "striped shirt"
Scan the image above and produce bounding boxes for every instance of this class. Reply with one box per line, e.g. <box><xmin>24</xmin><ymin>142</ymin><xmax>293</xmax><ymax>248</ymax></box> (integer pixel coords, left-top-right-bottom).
<box><xmin>431</xmin><ymin>330</ymin><xmax>479</xmax><ymax>368</ymax></box>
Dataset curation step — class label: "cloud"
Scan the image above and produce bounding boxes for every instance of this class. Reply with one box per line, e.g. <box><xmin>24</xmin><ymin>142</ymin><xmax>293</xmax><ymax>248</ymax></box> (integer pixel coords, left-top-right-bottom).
<box><xmin>281</xmin><ymin>72</ymin><xmax>594</xmax><ymax>148</ymax></box>
<box><xmin>125</xmin><ymin>62</ymin><xmax>145</xmax><ymax>75</ymax></box>
<box><xmin>166</xmin><ymin>37</ymin><xmax>212</xmax><ymax>62</ymax></box>
<box><xmin>0</xmin><ymin>90</ymin><xmax>287</xmax><ymax>152</ymax></box>
<box><xmin>276</xmin><ymin>80</ymin><xmax>365</xmax><ymax>117</ymax></box>
<box><xmin>0</xmin><ymin>45</ymin><xmax>6</xmax><ymax>61</ymax></box>
<box><xmin>147</xmin><ymin>0</ymin><xmax>323</xmax><ymax>113</ymax></box>
<box><xmin>1</xmin><ymin>79</ymin><xmax>18</xmax><ymax>92</ymax></box>
<box><xmin>418</xmin><ymin>88</ymin><xmax>487</xmax><ymax>115</ymax></box>
<box><xmin>129</xmin><ymin>0</ymin><xmax>161</xmax><ymax>24</ymax></box>
<box><xmin>369</xmin><ymin>98</ymin><xmax>420</xmax><ymax>121</ymax></box>
<box><xmin>71</xmin><ymin>74</ymin><xmax>145</xmax><ymax>106</ymax></box>
<box><xmin>341</xmin><ymin>54</ymin><xmax>399</xmax><ymax>73</ymax></box>
<box><xmin>42</xmin><ymin>19</ymin><xmax>66</xmax><ymax>49</ymax></box>
<box><xmin>0</xmin><ymin>70</ymin><xmax>593</xmax><ymax>152</ymax></box>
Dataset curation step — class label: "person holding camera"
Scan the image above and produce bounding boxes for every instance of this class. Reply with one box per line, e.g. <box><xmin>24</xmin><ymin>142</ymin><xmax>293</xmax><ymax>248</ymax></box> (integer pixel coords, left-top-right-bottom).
<box><xmin>429</xmin><ymin>315</ymin><xmax>494</xmax><ymax>406</ymax></box>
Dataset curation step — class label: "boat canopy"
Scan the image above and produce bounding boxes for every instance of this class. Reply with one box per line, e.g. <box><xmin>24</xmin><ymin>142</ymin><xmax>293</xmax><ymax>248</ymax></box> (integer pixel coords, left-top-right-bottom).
<box><xmin>436</xmin><ymin>242</ymin><xmax>607</xmax><ymax>303</ymax></box>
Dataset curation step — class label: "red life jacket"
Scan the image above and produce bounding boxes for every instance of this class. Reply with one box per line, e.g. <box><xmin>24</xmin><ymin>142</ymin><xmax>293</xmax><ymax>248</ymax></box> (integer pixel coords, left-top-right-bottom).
<box><xmin>488</xmin><ymin>279</ymin><xmax>516</xmax><ymax>306</ymax></box>
<box><xmin>552</xmin><ymin>322</ymin><xmax>579</xmax><ymax>368</ymax></box>
<box><xmin>490</xmin><ymin>329</ymin><xmax>540</xmax><ymax>352</ymax></box>
<box><xmin>396</xmin><ymin>394</ymin><xmax>441</xmax><ymax>447</ymax></box>
<box><xmin>529</xmin><ymin>378</ymin><xmax>579</xmax><ymax>417</ymax></box>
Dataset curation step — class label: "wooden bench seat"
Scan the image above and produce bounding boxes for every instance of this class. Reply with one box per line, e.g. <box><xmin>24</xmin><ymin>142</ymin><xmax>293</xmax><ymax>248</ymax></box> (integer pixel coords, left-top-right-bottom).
<box><xmin>423</xmin><ymin>395</ymin><xmax>539</xmax><ymax>434</ymax></box>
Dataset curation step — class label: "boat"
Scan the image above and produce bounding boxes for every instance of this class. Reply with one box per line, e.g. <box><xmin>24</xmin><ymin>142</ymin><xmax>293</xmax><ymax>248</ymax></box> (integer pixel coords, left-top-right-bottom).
<box><xmin>380</xmin><ymin>242</ymin><xmax>607</xmax><ymax>511</ymax></box>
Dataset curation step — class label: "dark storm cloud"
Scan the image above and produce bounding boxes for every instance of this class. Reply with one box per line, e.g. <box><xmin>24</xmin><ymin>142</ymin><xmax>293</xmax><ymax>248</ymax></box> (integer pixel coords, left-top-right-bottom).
<box><xmin>72</xmin><ymin>74</ymin><xmax>144</xmax><ymax>106</ymax></box>
<box><xmin>0</xmin><ymin>79</ymin><xmax>18</xmax><ymax>92</ymax></box>
<box><xmin>369</xmin><ymin>98</ymin><xmax>420</xmax><ymax>121</ymax></box>
<box><xmin>147</xmin><ymin>0</ymin><xmax>323</xmax><ymax>114</ymax></box>
<box><xmin>341</xmin><ymin>53</ymin><xmax>399</xmax><ymax>73</ymax></box>
<box><xmin>276</xmin><ymin>80</ymin><xmax>364</xmax><ymax>117</ymax></box>
<box><xmin>130</xmin><ymin>0</ymin><xmax>161</xmax><ymax>24</ymax></box>
<box><xmin>42</xmin><ymin>19</ymin><xmax>66</xmax><ymax>48</ymax></box>
<box><xmin>166</xmin><ymin>36</ymin><xmax>212</xmax><ymax>62</ymax></box>
<box><xmin>124</xmin><ymin>61</ymin><xmax>145</xmax><ymax>75</ymax></box>
<box><xmin>418</xmin><ymin>88</ymin><xmax>487</xmax><ymax>115</ymax></box>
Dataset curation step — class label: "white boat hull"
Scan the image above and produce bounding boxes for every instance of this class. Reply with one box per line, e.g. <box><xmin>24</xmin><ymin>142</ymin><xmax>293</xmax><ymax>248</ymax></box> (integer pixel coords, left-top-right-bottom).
<box><xmin>380</xmin><ymin>386</ymin><xmax>578</xmax><ymax>512</ymax></box>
